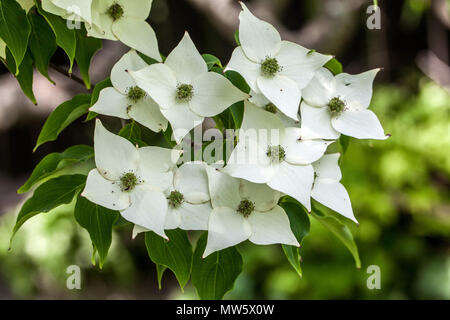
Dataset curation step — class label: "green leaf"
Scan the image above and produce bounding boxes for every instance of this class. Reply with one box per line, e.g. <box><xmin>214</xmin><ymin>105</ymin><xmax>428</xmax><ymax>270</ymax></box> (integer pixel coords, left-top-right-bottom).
<box><xmin>230</xmin><ymin>101</ymin><xmax>244</xmax><ymax>129</ymax></box>
<box><xmin>339</xmin><ymin>135</ymin><xmax>351</xmax><ymax>154</ymax></box>
<box><xmin>279</xmin><ymin>199</ymin><xmax>311</xmax><ymax>277</ymax></box>
<box><xmin>10</xmin><ymin>174</ymin><xmax>86</xmax><ymax>246</ymax></box>
<box><xmin>18</xmin><ymin>145</ymin><xmax>94</xmax><ymax>194</ymax></box>
<box><xmin>0</xmin><ymin>0</ymin><xmax>31</xmax><ymax>74</ymax></box>
<box><xmin>234</xmin><ymin>30</ymin><xmax>240</xmax><ymax>46</ymax></box>
<box><xmin>145</xmin><ymin>229</ymin><xmax>193</xmax><ymax>290</ymax></box>
<box><xmin>4</xmin><ymin>47</ymin><xmax>36</xmax><ymax>104</ymax></box>
<box><xmin>202</xmin><ymin>53</ymin><xmax>222</xmax><ymax>70</ymax></box>
<box><xmin>156</xmin><ymin>264</ymin><xmax>167</xmax><ymax>290</ymax></box>
<box><xmin>311</xmin><ymin>204</ymin><xmax>361</xmax><ymax>268</ymax></box>
<box><xmin>192</xmin><ymin>233</ymin><xmax>243</xmax><ymax>300</ymax></box>
<box><xmin>74</xmin><ymin>195</ymin><xmax>119</xmax><ymax>269</ymax></box>
<box><xmin>75</xmin><ymin>26</ymin><xmax>102</xmax><ymax>89</ymax></box>
<box><xmin>35</xmin><ymin>94</ymin><xmax>91</xmax><ymax>151</ymax></box>
<box><xmin>36</xmin><ymin>0</ymin><xmax>76</xmax><ymax>72</ymax></box>
<box><xmin>85</xmin><ymin>77</ymin><xmax>112</xmax><ymax>121</ymax></box>
<box><xmin>225</xmin><ymin>70</ymin><xmax>250</xmax><ymax>94</ymax></box>
<box><xmin>28</xmin><ymin>11</ymin><xmax>57</xmax><ymax>84</ymax></box>
<box><xmin>118</xmin><ymin>121</ymin><xmax>143</xmax><ymax>145</ymax></box>
<box><xmin>324</xmin><ymin>58</ymin><xmax>343</xmax><ymax>75</ymax></box>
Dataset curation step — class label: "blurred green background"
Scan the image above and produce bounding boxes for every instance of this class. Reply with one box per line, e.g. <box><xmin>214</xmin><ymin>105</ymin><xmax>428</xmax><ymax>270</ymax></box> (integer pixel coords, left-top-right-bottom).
<box><xmin>0</xmin><ymin>0</ymin><xmax>449</xmax><ymax>299</ymax></box>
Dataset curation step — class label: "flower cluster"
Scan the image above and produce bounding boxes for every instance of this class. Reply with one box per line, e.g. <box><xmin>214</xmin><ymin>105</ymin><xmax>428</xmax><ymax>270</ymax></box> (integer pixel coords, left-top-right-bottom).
<box><xmin>78</xmin><ymin>2</ymin><xmax>388</xmax><ymax>257</ymax></box>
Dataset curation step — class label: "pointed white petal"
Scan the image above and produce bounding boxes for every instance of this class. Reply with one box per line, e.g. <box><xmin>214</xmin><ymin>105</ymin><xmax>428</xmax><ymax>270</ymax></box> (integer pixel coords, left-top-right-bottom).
<box><xmin>52</xmin><ymin>0</ymin><xmax>92</xmax><ymax>23</ymax></box>
<box><xmin>120</xmin><ymin>0</ymin><xmax>152</xmax><ymax>20</ymax></box>
<box><xmin>239</xmin><ymin>180</ymin><xmax>280</xmax><ymax>212</ymax></box>
<box><xmin>225</xmin><ymin>47</ymin><xmax>261</xmax><ymax>92</ymax></box>
<box><xmin>160</xmin><ymin>103</ymin><xmax>204</xmax><ymax>144</ymax></box>
<box><xmin>205</xmin><ymin>165</ymin><xmax>241</xmax><ymax>209</ymax></box>
<box><xmin>138</xmin><ymin>146</ymin><xmax>181</xmax><ymax>172</ymax></box>
<box><xmin>313</xmin><ymin>153</ymin><xmax>342</xmax><ymax>181</ymax></box>
<box><xmin>164</xmin><ymin>208</ymin><xmax>181</xmax><ymax>230</ymax></box>
<box><xmin>94</xmin><ymin>119</ymin><xmax>139</xmax><ymax>180</ymax></box>
<box><xmin>248</xmin><ymin>206</ymin><xmax>299</xmax><ymax>246</ymax></box>
<box><xmin>174</xmin><ymin>162</ymin><xmax>210</xmax><ymax>204</ymax></box>
<box><xmin>81</xmin><ymin>169</ymin><xmax>130</xmax><ymax>210</ymax></box>
<box><xmin>267</xmin><ymin>162</ymin><xmax>314</xmax><ymax>211</ymax></box>
<box><xmin>129</xmin><ymin>63</ymin><xmax>178</xmax><ymax>110</ymax></box>
<box><xmin>301</xmin><ymin>67</ymin><xmax>336</xmax><ymax>107</ymax></box>
<box><xmin>42</xmin><ymin>0</ymin><xmax>67</xmax><ymax>17</ymax></box>
<box><xmin>121</xmin><ymin>185</ymin><xmax>168</xmax><ymax>239</ymax></box>
<box><xmin>277</xmin><ymin>41</ymin><xmax>331</xmax><ymax>89</ymax></box>
<box><xmin>335</xmin><ymin>69</ymin><xmax>380</xmax><ymax>110</ymax></box>
<box><xmin>165</xmin><ymin>32</ymin><xmax>207</xmax><ymax>84</ymax></box>
<box><xmin>112</xmin><ymin>18</ymin><xmax>161</xmax><ymax>62</ymax></box>
<box><xmin>238</xmin><ymin>2</ymin><xmax>281</xmax><ymax>62</ymax></box>
<box><xmin>282</xmin><ymin>127</ymin><xmax>331</xmax><ymax>165</ymax></box>
<box><xmin>111</xmin><ymin>50</ymin><xmax>148</xmax><ymax>94</ymax></box>
<box><xmin>132</xmin><ymin>224</ymin><xmax>148</xmax><ymax>239</ymax></box>
<box><xmin>312</xmin><ymin>181</ymin><xmax>357</xmax><ymax>223</ymax></box>
<box><xmin>257</xmin><ymin>75</ymin><xmax>301</xmax><ymax>120</ymax></box>
<box><xmin>300</xmin><ymin>102</ymin><xmax>340</xmax><ymax>140</ymax></box>
<box><xmin>332</xmin><ymin>110</ymin><xmax>388</xmax><ymax>140</ymax></box>
<box><xmin>90</xmin><ymin>87</ymin><xmax>130</xmax><ymax>120</ymax></box>
<box><xmin>190</xmin><ymin>72</ymin><xmax>248</xmax><ymax>117</ymax></box>
<box><xmin>177</xmin><ymin>202</ymin><xmax>212</xmax><ymax>230</ymax></box>
<box><xmin>248</xmin><ymin>90</ymin><xmax>269</xmax><ymax>106</ymax></box>
<box><xmin>203</xmin><ymin>206</ymin><xmax>251</xmax><ymax>257</ymax></box>
<box><xmin>241</xmin><ymin>101</ymin><xmax>285</xmax><ymax>140</ymax></box>
<box><xmin>128</xmin><ymin>97</ymin><xmax>168</xmax><ymax>133</ymax></box>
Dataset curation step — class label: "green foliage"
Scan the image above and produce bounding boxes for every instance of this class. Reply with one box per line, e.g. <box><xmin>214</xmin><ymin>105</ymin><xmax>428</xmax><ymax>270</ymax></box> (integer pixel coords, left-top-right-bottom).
<box><xmin>75</xmin><ymin>26</ymin><xmax>102</xmax><ymax>89</ymax></box>
<box><xmin>118</xmin><ymin>121</ymin><xmax>147</xmax><ymax>146</ymax></box>
<box><xmin>74</xmin><ymin>195</ymin><xmax>120</xmax><ymax>269</ymax></box>
<box><xmin>324</xmin><ymin>58</ymin><xmax>343</xmax><ymax>75</ymax></box>
<box><xmin>4</xmin><ymin>47</ymin><xmax>36</xmax><ymax>103</ymax></box>
<box><xmin>224</xmin><ymin>70</ymin><xmax>250</xmax><ymax>94</ymax></box>
<box><xmin>145</xmin><ymin>230</ymin><xmax>193</xmax><ymax>290</ymax></box>
<box><xmin>192</xmin><ymin>233</ymin><xmax>243</xmax><ymax>300</ymax></box>
<box><xmin>202</xmin><ymin>53</ymin><xmax>222</xmax><ymax>70</ymax></box>
<box><xmin>35</xmin><ymin>94</ymin><xmax>91</xmax><ymax>151</ymax></box>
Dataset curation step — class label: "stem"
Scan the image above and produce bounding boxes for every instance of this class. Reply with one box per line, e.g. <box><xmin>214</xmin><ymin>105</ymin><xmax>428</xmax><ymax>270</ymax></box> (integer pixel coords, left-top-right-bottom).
<box><xmin>49</xmin><ymin>63</ymin><xmax>86</xmax><ymax>87</ymax></box>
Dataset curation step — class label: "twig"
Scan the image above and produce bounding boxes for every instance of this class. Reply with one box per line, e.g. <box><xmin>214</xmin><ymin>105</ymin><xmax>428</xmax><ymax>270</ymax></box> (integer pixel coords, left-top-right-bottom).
<box><xmin>49</xmin><ymin>63</ymin><xmax>86</xmax><ymax>87</ymax></box>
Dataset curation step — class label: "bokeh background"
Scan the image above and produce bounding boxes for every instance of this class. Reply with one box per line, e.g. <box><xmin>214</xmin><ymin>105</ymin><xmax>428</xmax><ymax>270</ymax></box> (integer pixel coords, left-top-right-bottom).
<box><xmin>0</xmin><ymin>0</ymin><xmax>449</xmax><ymax>299</ymax></box>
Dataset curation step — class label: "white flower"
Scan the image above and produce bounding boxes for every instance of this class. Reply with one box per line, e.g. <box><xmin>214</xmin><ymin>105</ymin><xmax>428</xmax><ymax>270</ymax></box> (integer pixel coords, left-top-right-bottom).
<box><xmin>203</xmin><ymin>165</ymin><xmax>299</xmax><ymax>257</ymax></box>
<box><xmin>90</xmin><ymin>50</ymin><xmax>167</xmax><ymax>132</ymax></box>
<box><xmin>133</xmin><ymin>162</ymin><xmax>212</xmax><ymax>238</ymax></box>
<box><xmin>301</xmin><ymin>67</ymin><xmax>389</xmax><ymax>140</ymax></box>
<box><xmin>311</xmin><ymin>153</ymin><xmax>357</xmax><ymax>223</ymax></box>
<box><xmin>42</xmin><ymin>0</ymin><xmax>92</xmax><ymax>23</ymax></box>
<box><xmin>130</xmin><ymin>32</ymin><xmax>249</xmax><ymax>144</ymax></box>
<box><xmin>86</xmin><ymin>0</ymin><xmax>161</xmax><ymax>62</ymax></box>
<box><xmin>81</xmin><ymin>119</ymin><xmax>182</xmax><ymax>238</ymax></box>
<box><xmin>225</xmin><ymin>2</ymin><xmax>331</xmax><ymax>120</ymax></box>
<box><xmin>223</xmin><ymin>101</ymin><xmax>332</xmax><ymax>211</ymax></box>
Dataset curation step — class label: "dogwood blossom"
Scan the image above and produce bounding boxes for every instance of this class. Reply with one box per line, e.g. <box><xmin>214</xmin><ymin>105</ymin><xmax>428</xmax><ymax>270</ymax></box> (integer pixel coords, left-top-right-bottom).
<box><xmin>86</xmin><ymin>0</ymin><xmax>161</xmax><ymax>62</ymax></box>
<box><xmin>203</xmin><ymin>165</ymin><xmax>299</xmax><ymax>257</ymax></box>
<box><xmin>311</xmin><ymin>153</ymin><xmax>357</xmax><ymax>223</ymax></box>
<box><xmin>130</xmin><ymin>32</ymin><xmax>248</xmax><ymax>143</ymax></box>
<box><xmin>223</xmin><ymin>102</ymin><xmax>331</xmax><ymax>211</ymax></box>
<box><xmin>42</xmin><ymin>0</ymin><xmax>92</xmax><ymax>23</ymax></box>
<box><xmin>225</xmin><ymin>2</ymin><xmax>331</xmax><ymax>120</ymax></box>
<box><xmin>90</xmin><ymin>50</ymin><xmax>167</xmax><ymax>132</ymax></box>
<box><xmin>81</xmin><ymin>120</ymin><xmax>181</xmax><ymax>238</ymax></box>
<box><xmin>301</xmin><ymin>67</ymin><xmax>389</xmax><ymax>140</ymax></box>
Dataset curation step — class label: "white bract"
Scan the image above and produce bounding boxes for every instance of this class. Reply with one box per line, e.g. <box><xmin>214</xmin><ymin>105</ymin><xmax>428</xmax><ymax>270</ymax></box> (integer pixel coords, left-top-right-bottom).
<box><xmin>81</xmin><ymin>120</ymin><xmax>182</xmax><ymax>238</ymax></box>
<box><xmin>133</xmin><ymin>162</ymin><xmax>212</xmax><ymax>237</ymax></box>
<box><xmin>225</xmin><ymin>2</ymin><xmax>331</xmax><ymax>120</ymax></box>
<box><xmin>301</xmin><ymin>67</ymin><xmax>389</xmax><ymax>140</ymax></box>
<box><xmin>90</xmin><ymin>50</ymin><xmax>167</xmax><ymax>132</ymax></box>
<box><xmin>311</xmin><ymin>153</ymin><xmax>357</xmax><ymax>223</ymax></box>
<box><xmin>86</xmin><ymin>0</ymin><xmax>161</xmax><ymax>62</ymax></box>
<box><xmin>42</xmin><ymin>0</ymin><xmax>92</xmax><ymax>23</ymax></box>
<box><xmin>130</xmin><ymin>32</ymin><xmax>248</xmax><ymax>144</ymax></box>
<box><xmin>223</xmin><ymin>102</ymin><xmax>331</xmax><ymax>211</ymax></box>
<box><xmin>203</xmin><ymin>165</ymin><xmax>299</xmax><ymax>257</ymax></box>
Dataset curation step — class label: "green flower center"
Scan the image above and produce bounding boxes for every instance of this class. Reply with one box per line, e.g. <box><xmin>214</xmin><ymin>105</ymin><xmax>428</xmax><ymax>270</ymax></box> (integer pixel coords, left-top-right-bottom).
<box><xmin>127</xmin><ymin>86</ymin><xmax>146</xmax><ymax>103</ymax></box>
<box><xmin>176</xmin><ymin>84</ymin><xmax>194</xmax><ymax>103</ymax></box>
<box><xmin>264</xmin><ymin>103</ymin><xmax>277</xmax><ymax>114</ymax></box>
<box><xmin>261</xmin><ymin>57</ymin><xmax>281</xmax><ymax>77</ymax></box>
<box><xmin>328</xmin><ymin>97</ymin><xmax>346</xmax><ymax>114</ymax></box>
<box><xmin>237</xmin><ymin>199</ymin><xmax>255</xmax><ymax>218</ymax></box>
<box><xmin>168</xmin><ymin>190</ymin><xmax>184</xmax><ymax>209</ymax></box>
<box><xmin>119</xmin><ymin>172</ymin><xmax>139</xmax><ymax>192</ymax></box>
<box><xmin>267</xmin><ymin>145</ymin><xmax>286</xmax><ymax>163</ymax></box>
<box><xmin>107</xmin><ymin>3</ymin><xmax>124</xmax><ymax>21</ymax></box>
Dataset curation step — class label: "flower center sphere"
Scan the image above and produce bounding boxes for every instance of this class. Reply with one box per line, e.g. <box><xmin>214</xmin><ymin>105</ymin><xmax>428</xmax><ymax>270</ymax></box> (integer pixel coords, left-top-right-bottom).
<box><xmin>237</xmin><ymin>199</ymin><xmax>255</xmax><ymax>217</ymax></box>
<box><xmin>267</xmin><ymin>145</ymin><xmax>286</xmax><ymax>163</ymax></box>
<box><xmin>107</xmin><ymin>3</ymin><xmax>124</xmax><ymax>20</ymax></box>
<box><xmin>328</xmin><ymin>97</ymin><xmax>346</xmax><ymax>114</ymax></box>
<box><xmin>264</xmin><ymin>103</ymin><xmax>277</xmax><ymax>114</ymax></box>
<box><xmin>120</xmin><ymin>172</ymin><xmax>138</xmax><ymax>192</ymax></box>
<box><xmin>127</xmin><ymin>86</ymin><xmax>146</xmax><ymax>103</ymax></box>
<box><xmin>261</xmin><ymin>57</ymin><xmax>280</xmax><ymax>77</ymax></box>
<box><xmin>176</xmin><ymin>84</ymin><xmax>194</xmax><ymax>103</ymax></box>
<box><xmin>168</xmin><ymin>190</ymin><xmax>184</xmax><ymax>209</ymax></box>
